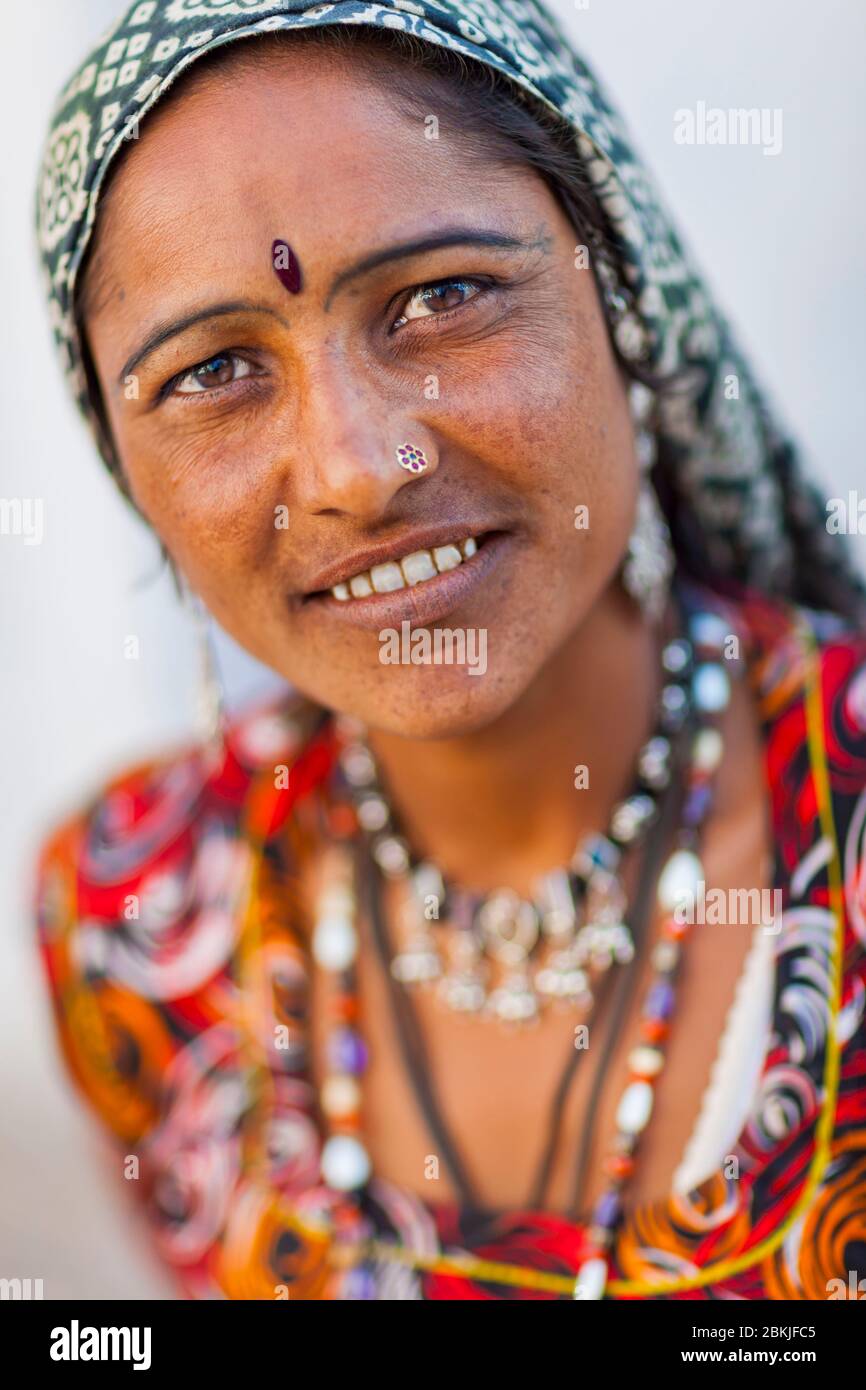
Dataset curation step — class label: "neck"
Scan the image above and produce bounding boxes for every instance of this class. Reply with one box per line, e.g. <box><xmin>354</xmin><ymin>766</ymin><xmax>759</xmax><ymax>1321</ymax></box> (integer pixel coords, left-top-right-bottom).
<box><xmin>365</xmin><ymin>582</ymin><xmax>663</xmax><ymax>897</ymax></box>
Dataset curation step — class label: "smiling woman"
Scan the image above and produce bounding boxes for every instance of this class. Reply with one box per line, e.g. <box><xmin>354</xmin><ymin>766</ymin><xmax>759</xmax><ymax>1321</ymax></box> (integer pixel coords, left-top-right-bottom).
<box><xmin>33</xmin><ymin>0</ymin><xmax>866</xmax><ymax>1304</ymax></box>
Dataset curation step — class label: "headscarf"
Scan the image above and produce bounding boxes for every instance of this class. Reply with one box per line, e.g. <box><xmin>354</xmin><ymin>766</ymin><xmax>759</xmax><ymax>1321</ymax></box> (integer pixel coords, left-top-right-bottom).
<box><xmin>34</xmin><ymin>0</ymin><xmax>865</xmax><ymax>616</ymax></box>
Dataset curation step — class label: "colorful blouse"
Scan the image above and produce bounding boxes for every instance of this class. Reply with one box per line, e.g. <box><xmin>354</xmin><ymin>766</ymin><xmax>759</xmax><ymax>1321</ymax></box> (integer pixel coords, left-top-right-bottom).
<box><xmin>34</xmin><ymin>589</ymin><xmax>866</xmax><ymax>1300</ymax></box>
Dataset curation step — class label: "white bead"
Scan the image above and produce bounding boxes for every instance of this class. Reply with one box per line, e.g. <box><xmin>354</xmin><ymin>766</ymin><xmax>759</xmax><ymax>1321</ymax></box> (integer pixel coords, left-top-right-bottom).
<box><xmin>373</xmin><ymin>836</ymin><xmax>410</xmax><ymax>876</ymax></box>
<box><xmin>357</xmin><ymin>795</ymin><xmax>388</xmax><ymax>832</ymax></box>
<box><xmin>628</xmin><ymin>1045</ymin><xmax>664</xmax><ymax>1078</ymax></box>
<box><xmin>692</xmin><ymin>727</ymin><xmax>723</xmax><ymax>774</ymax></box>
<box><xmin>651</xmin><ymin>939</ymin><xmax>680</xmax><ymax>972</ymax></box>
<box><xmin>657</xmin><ymin>849</ymin><xmax>702</xmax><ymax>913</ymax></box>
<box><xmin>661</xmin><ymin>640</ymin><xmax>690</xmax><ymax>674</ymax></box>
<box><xmin>574</xmin><ymin>1257</ymin><xmax>608</xmax><ymax>1300</ymax></box>
<box><xmin>321</xmin><ymin>1075</ymin><xmax>361</xmax><ymax>1119</ymax></box>
<box><xmin>312</xmin><ymin>913</ymin><xmax>358</xmax><ymax>971</ymax></box>
<box><xmin>693</xmin><ymin>663</ymin><xmax>730</xmax><ymax>713</ymax></box>
<box><xmin>318</xmin><ymin>883</ymin><xmax>355</xmax><ymax>916</ymax></box>
<box><xmin>616</xmin><ymin>1079</ymin><xmax>654</xmax><ymax>1135</ymax></box>
<box><xmin>413</xmin><ymin>861</ymin><xmax>445</xmax><ymax>903</ymax></box>
<box><xmin>340</xmin><ymin>744</ymin><xmax>375</xmax><ymax>786</ymax></box>
<box><xmin>690</xmin><ymin>612</ymin><xmax>729</xmax><ymax>649</ymax></box>
<box><xmin>320</xmin><ymin>1134</ymin><xmax>371</xmax><ymax>1191</ymax></box>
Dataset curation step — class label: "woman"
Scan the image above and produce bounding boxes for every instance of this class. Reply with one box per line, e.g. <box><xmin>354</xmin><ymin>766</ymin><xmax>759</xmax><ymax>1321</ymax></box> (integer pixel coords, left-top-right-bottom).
<box><xmin>33</xmin><ymin>0</ymin><xmax>866</xmax><ymax>1301</ymax></box>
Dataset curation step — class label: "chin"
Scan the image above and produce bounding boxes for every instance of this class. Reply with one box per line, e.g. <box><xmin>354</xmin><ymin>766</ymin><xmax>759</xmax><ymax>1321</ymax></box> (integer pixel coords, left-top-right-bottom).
<box><xmin>333</xmin><ymin>660</ymin><xmax>529</xmax><ymax>741</ymax></box>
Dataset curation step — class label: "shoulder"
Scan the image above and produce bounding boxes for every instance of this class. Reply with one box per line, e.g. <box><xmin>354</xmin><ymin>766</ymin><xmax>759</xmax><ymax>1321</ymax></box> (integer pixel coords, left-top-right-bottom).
<box><xmin>724</xmin><ymin>586</ymin><xmax>866</xmax><ymax>938</ymax></box>
<box><xmin>710</xmin><ymin>584</ymin><xmax>866</xmax><ymax>753</ymax></box>
<box><xmin>33</xmin><ymin>687</ymin><xmax>333</xmax><ymax>1139</ymax></box>
<box><xmin>687</xmin><ymin>580</ymin><xmax>866</xmax><ymax>873</ymax></box>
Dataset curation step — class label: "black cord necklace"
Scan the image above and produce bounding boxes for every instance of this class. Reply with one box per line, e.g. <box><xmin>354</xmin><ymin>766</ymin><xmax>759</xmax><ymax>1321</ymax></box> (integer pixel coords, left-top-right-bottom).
<box><xmin>363</xmin><ymin>719</ymin><xmax>687</xmax><ymax>1218</ymax></box>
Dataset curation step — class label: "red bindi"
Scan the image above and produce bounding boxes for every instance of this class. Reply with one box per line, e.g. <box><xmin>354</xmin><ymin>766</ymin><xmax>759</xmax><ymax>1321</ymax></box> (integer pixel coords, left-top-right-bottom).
<box><xmin>272</xmin><ymin>239</ymin><xmax>302</xmax><ymax>294</ymax></box>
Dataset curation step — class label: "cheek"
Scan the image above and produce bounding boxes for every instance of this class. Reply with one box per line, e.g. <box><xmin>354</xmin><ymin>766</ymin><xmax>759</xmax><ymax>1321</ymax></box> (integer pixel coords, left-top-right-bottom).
<box><xmin>113</xmin><ymin>413</ymin><xmax>281</xmax><ymax>592</ymax></box>
<box><xmin>448</xmin><ymin>299</ymin><xmax>637</xmax><ymax>586</ymax></box>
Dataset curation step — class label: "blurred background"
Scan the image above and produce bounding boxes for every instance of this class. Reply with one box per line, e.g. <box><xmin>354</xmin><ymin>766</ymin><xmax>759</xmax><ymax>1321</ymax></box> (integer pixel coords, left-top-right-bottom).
<box><xmin>2</xmin><ymin>0</ymin><xmax>865</xmax><ymax>1298</ymax></box>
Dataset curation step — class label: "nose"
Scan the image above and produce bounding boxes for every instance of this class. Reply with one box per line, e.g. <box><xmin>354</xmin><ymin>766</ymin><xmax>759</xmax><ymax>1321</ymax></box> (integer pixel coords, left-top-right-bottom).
<box><xmin>291</xmin><ymin>353</ymin><xmax>437</xmax><ymax>521</ymax></box>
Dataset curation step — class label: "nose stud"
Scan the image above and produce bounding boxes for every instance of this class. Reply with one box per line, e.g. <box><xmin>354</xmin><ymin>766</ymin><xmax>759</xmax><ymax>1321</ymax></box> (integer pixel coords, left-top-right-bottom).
<box><xmin>396</xmin><ymin>443</ymin><xmax>429</xmax><ymax>475</ymax></box>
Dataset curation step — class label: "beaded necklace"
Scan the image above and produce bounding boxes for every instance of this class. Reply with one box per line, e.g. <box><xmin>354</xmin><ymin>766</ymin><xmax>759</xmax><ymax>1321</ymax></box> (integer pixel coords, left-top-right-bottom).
<box><xmin>309</xmin><ymin>599</ymin><xmax>735</xmax><ymax>1298</ymax></box>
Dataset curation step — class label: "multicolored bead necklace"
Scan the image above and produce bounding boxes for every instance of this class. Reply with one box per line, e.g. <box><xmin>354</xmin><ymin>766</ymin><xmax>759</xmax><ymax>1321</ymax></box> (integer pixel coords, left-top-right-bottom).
<box><xmin>311</xmin><ymin>601</ymin><xmax>736</xmax><ymax>1297</ymax></box>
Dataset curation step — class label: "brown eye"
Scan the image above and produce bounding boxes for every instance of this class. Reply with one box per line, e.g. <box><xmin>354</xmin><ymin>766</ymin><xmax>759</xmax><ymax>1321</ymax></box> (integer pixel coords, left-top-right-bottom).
<box><xmin>174</xmin><ymin>352</ymin><xmax>253</xmax><ymax>395</ymax></box>
<box><xmin>392</xmin><ymin>277</ymin><xmax>487</xmax><ymax>330</ymax></box>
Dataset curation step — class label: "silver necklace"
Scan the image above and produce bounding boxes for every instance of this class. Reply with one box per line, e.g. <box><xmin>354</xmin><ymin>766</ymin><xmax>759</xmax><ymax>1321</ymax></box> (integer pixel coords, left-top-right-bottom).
<box><xmin>333</xmin><ymin>627</ymin><xmax>702</xmax><ymax>1024</ymax></box>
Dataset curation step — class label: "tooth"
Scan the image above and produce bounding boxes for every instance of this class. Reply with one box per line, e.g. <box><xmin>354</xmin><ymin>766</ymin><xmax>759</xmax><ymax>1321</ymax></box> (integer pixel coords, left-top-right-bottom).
<box><xmin>349</xmin><ymin>573</ymin><xmax>373</xmax><ymax>598</ymax></box>
<box><xmin>401</xmin><ymin>550</ymin><xmax>437</xmax><ymax>585</ymax></box>
<box><xmin>461</xmin><ymin>537</ymin><xmax>478</xmax><ymax>558</ymax></box>
<box><xmin>370</xmin><ymin>562</ymin><xmax>405</xmax><ymax>594</ymax></box>
<box><xmin>332</xmin><ymin>582</ymin><xmax>350</xmax><ymax>601</ymax></box>
<box><xmin>432</xmin><ymin>544</ymin><xmax>462</xmax><ymax>573</ymax></box>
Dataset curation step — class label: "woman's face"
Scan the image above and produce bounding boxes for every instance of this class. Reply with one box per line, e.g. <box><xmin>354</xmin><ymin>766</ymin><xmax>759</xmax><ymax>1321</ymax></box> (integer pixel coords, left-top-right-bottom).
<box><xmin>83</xmin><ymin>43</ymin><xmax>639</xmax><ymax>738</ymax></box>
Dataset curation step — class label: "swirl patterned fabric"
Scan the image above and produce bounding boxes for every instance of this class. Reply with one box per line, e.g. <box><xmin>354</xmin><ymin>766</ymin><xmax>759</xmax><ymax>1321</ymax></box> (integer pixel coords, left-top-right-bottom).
<box><xmin>34</xmin><ymin>588</ymin><xmax>866</xmax><ymax>1299</ymax></box>
<box><xmin>34</xmin><ymin>0</ymin><xmax>864</xmax><ymax>612</ymax></box>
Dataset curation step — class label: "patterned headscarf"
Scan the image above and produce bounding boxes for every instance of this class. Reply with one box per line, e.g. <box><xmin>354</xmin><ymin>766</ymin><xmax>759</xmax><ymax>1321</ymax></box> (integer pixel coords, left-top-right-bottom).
<box><xmin>34</xmin><ymin>0</ymin><xmax>864</xmax><ymax>615</ymax></box>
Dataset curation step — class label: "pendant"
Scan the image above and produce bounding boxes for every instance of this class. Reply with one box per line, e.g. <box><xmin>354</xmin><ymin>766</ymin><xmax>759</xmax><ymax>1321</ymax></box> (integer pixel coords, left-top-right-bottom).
<box><xmin>437</xmin><ymin>911</ymin><xmax>488</xmax><ymax>1013</ymax></box>
<box><xmin>476</xmin><ymin>890</ymin><xmax>539</xmax><ymax>964</ymax></box>
<box><xmin>390</xmin><ymin>937</ymin><xmax>442</xmax><ymax>985</ymax></box>
<box><xmin>575</xmin><ymin>868</ymin><xmax>634</xmax><ymax>971</ymax></box>
<box><xmin>485</xmin><ymin>970</ymin><xmax>540</xmax><ymax>1024</ymax></box>
<box><xmin>574</xmin><ymin>920</ymin><xmax>634</xmax><ymax>971</ymax></box>
<box><xmin>536</xmin><ymin>868</ymin><xmax>578</xmax><ymax>943</ymax></box>
<box><xmin>476</xmin><ymin>891</ymin><xmax>542</xmax><ymax>1023</ymax></box>
<box><xmin>438</xmin><ymin>967</ymin><xmax>489</xmax><ymax>1014</ymax></box>
<box><xmin>390</xmin><ymin>878</ymin><xmax>443</xmax><ymax>985</ymax></box>
<box><xmin>534</xmin><ymin>947</ymin><xmax>593</xmax><ymax>1009</ymax></box>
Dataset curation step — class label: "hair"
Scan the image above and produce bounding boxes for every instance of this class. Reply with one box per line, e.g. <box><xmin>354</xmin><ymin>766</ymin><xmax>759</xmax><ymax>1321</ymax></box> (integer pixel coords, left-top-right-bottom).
<box><xmin>74</xmin><ymin>23</ymin><xmax>863</xmax><ymax>617</ymax></box>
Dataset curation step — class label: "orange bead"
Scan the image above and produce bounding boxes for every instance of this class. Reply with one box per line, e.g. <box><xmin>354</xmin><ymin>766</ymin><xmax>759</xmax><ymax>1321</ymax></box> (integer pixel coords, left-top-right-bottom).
<box><xmin>329</xmin><ymin>803</ymin><xmax>358</xmax><ymax>838</ymax></box>
<box><xmin>641</xmin><ymin>1018</ymin><xmax>669</xmax><ymax>1043</ymax></box>
<box><xmin>605</xmin><ymin>1153</ymin><xmax>635</xmax><ymax>1181</ymax></box>
<box><xmin>661</xmin><ymin>915</ymin><xmax>689</xmax><ymax>941</ymax></box>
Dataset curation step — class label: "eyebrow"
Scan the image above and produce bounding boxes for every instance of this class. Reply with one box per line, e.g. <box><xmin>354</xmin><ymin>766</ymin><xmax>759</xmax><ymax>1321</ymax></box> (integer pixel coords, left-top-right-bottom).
<box><xmin>117</xmin><ymin>230</ymin><xmax>529</xmax><ymax>385</ymax></box>
<box><xmin>323</xmin><ymin>228</ymin><xmax>529</xmax><ymax>311</ymax></box>
<box><xmin>117</xmin><ymin>300</ymin><xmax>289</xmax><ymax>385</ymax></box>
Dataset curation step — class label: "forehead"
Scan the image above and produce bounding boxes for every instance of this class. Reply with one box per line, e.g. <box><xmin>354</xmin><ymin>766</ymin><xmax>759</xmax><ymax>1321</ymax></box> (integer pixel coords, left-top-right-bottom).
<box><xmin>88</xmin><ymin>47</ymin><xmax>525</xmax><ymax>297</ymax></box>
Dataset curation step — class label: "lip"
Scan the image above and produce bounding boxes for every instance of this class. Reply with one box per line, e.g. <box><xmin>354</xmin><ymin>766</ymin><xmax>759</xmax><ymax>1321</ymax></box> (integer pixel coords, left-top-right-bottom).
<box><xmin>299</xmin><ymin>521</ymin><xmax>503</xmax><ymax>596</ymax></box>
<box><xmin>300</xmin><ymin>530</ymin><xmax>510</xmax><ymax>631</ymax></box>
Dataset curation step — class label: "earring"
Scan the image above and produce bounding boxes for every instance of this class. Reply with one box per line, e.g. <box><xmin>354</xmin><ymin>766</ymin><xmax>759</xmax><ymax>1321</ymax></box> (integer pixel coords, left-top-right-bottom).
<box><xmin>184</xmin><ymin>589</ymin><xmax>226</xmax><ymax>758</ymax></box>
<box><xmin>621</xmin><ymin>383</ymin><xmax>674</xmax><ymax>621</ymax></box>
<box><xmin>590</xmin><ymin>235</ymin><xmax>652</xmax><ymax>365</ymax></box>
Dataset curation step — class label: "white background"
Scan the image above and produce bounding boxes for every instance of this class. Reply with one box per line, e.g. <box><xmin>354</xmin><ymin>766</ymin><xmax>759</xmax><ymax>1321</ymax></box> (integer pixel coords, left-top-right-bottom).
<box><xmin>2</xmin><ymin>0</ymin><xmax>864</xmax><ymax>1298</ymax></box>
